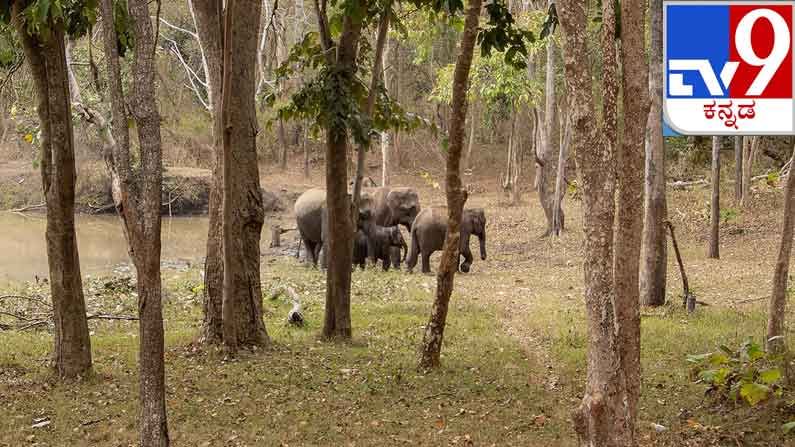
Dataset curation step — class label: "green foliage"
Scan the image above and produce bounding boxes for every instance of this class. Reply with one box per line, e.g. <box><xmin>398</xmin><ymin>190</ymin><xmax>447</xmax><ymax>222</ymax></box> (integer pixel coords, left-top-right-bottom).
<box><xmin>687</xmin><ymin>339</ymin><xmax>785</xmax><ymax>407</ymax></box>
<box><xmin>720</xmin><ymin>207</ymin><xmax>738</xmax><ymax>224</ymax></box>
<box><xmin>14</xmin><ymin>0</ymin><xmax>97</xmax><ymax>41</ymax></box>
<box><xmin>113</xmin><ymin>0</ymin><xmax>134</xmax><ymax>56</ymax></box>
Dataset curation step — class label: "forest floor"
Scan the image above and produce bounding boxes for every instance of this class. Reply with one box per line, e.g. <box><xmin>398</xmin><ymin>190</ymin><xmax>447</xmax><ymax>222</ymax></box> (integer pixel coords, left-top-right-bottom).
<box><xmin>2</xmin><ymin>164</ymin><xmax>795</xmax><ymax>446</ymax></box>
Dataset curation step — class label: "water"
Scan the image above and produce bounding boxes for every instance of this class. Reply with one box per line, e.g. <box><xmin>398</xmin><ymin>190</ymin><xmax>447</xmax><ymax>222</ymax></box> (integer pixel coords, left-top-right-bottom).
<box><xmin>0</xmin><ymin>212</ymin><xmax>211</xmax><ymax>285</ymax></box>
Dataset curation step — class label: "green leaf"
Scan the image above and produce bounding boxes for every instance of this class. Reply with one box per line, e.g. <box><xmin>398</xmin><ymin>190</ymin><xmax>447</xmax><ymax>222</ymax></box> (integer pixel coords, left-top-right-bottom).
<box><xmin>759</xmin><ymin>368</ymin><xmax>782</xmax><ymax>385</ymax></box>
<box><xmin>687</xmin><ymin>353</ymin><xmax>711</xmax><ymax>364</ymax></box>
<box><xmin>783</xmin><ymin>421</ymin><xmax>795</xmax><ymax>434</ymax></box>
<box><xmin>739</xmin><ymin>382</ymin><xmax>770</xmax><ymax>406</ymax></box>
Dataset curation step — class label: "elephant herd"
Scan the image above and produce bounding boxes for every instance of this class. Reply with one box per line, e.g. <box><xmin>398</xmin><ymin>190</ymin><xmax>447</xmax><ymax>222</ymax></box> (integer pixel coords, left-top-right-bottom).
<box><xmin>293</xmin><ymin>186</ymin><xmax>488</xmax><ymax>273</ymax></box>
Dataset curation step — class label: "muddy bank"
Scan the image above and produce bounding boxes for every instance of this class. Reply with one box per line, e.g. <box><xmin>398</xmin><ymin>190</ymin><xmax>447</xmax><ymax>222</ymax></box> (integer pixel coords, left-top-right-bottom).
<box><xmin>0</xmin><ymin>163</ymin><xmax>300</xmax><ymax>216</ymax></box>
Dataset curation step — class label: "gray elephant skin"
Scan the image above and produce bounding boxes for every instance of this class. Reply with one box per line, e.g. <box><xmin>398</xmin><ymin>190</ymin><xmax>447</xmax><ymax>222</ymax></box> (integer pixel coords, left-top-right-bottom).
<box><xmin>294</xmin><ymin>188</ymin><xmax>326</xmax><ymax>266</ymax></box>
<box><xmin>406</xmin><ymin>207</ymin><xmax>487</xmax><ymax>274</ymax></box>
<box><xmin>355</xmin><ymin>211</ymin><xmax>408</xmax><ymax>270</ymax></box>
<box><xmin>359</xmin><ymin>187</ymin><xmax>421</xmax><ymax>267</ymax></box>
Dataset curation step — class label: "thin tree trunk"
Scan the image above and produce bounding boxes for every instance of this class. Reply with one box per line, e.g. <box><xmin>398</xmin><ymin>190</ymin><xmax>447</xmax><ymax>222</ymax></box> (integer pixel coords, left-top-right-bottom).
<box><xmin>101</xmin><ymin>0</ymin><xmax>170</xmax><ymax>443</ymax></box>
<box><xmin>279</xmin><ymin>118</ymin><xmax>288</xmax><ymax>170</ymax></box>
<box><xmin>741</xmin><ymin>136</ymin><xmax>758</xmax><ymax>208</ymax></box>
<box><xmin>303</xmin><ymin>123</ymin><xmax>310</xmax><ymax>178</ymax></box>
<box><xmin>352</xmin><ymin>6</ymin><xmax>389</xmax><ymax>213</ymax></box>
<box><xmin>538</xmin><ymin>8</ymin><xmax>558</xmax><ymax>237</ymax></box>
<box><xmin>709</xmin><ymin>136</ymin><xmax>720</xmax><ymax>259</ymax></box>
<box><xmin>14</xmin><ymin>8</ymin><xmax>93</xmax><ymax>379</ymax></box>
<box><xmin>418</xmin><ymin>0</ymin><xmax>481</xmax><ymax>370</ymax></box>
<box><xmin>466</xmin><ymin>105</ymin><xmax>476</xmax><ymax>170</ymax></box>
<box><xmin>381</xmin><ymin>36</ymin><xmax>391</xmax><ymax>187</ymax></box>
<box><xmin>192</xmin><ymin>0</ymin><xmax>225</xmax><ymax>345</ymax></box>
<box><xmin>640</xmin><ymin>0</ymin><xmax>667</xmax><ymax>307</ymax></box>
<box><xmin>767</xmin><ymin>144</ymin><xmax>795</xmax><ymax>353</ymax></box>
<box><xmin>318</xmin><ymin>7</ymin><xmax>364</xmax><ymax>339</ymax></box>
<box><xmin>221</xmin><ymin>0</ymin><xmax>269</xmax><ymax>351</ymax></box>
<box><xmin>734</xmin><ymin>136</ymin><xmax>743</xmax><ymax>203</ymax></box>
<box><xmin>551</xmin><ymin>112</ymin><xmax>569</xmax><ymax>236</ymax></box>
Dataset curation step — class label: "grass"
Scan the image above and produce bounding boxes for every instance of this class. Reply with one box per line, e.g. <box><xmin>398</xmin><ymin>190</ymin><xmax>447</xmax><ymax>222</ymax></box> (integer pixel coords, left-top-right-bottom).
<box><xmin>3</xmin><ymin>180</ymin><xmax>795</xmax><ymax>446</ymax></box>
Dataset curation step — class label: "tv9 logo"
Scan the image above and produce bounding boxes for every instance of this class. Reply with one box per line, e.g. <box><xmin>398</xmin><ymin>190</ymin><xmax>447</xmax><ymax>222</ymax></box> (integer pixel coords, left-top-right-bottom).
<box><xmin>664</xmin><ymin>2</ymin><xmax>795</xmax><ymax>135</ymax></box>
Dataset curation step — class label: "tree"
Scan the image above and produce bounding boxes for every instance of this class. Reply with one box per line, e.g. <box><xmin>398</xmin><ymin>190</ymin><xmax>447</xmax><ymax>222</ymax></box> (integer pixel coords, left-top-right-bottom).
<box><xmin>709</xmin><ymin>136</ymin><xmax>720</xmax><ymax>259</ymax></box>
<box><xmin>418</xmin><ymin>0</ymin><xmax>482</xmax><ymax>369</ymax></box>
<box><xmin>537</xmin><ymin>0</ymin><xmax>560</xmax><ymax>237</ymax></box>
<box><xmin>558</xmin><ymin>0</ymin><xmax>648</xmax><ymax>441</ymax></box>
<box><xmin>735</xmin><ymin>136</ymin><xmax>743</xmax><ymax>203</ymax></box>
<box><xmin>741</xmin><ymin>136</ymin><xmax>759</xmax><ymax>208</ymax></box>
<box><xmin>98</xmin><ymin>0</ymin><xmax>170</xmax><ymax>443</ymax></box>
<box><xmin>191</xmin><ymin>0</ymin><xmax>270</xmax><ymax>349</ymax></box>
<box><xmin>220</xmin><ymin>0</ymin><xmax>270</xmax><ymax>350</ymax></box>
<box><xmin>10</xmin><ymin>0</ymin><xmax>93</xmax><ymax>379</ymax></box>
<box><xmin>767</xmin><ymin>143</ymin><xmax>795</xmax><ymax>353</ymax></box>
<box><xmin>640</xmin><ymin>0</ymin><xmax>667</xmax><ymax>307</ymax></box>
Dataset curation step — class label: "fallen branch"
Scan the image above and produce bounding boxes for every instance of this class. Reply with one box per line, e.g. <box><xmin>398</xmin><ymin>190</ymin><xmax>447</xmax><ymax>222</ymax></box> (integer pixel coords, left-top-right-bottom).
<box><xmin>732</xmin><ymin>296</ymin><xmax>768</xmax><ymax>306</ymax></box>
<box><xmin>665</xmin><ymin>220</ymin><xmax>696</xmax><ymax>312</ymax></box>
<box><xmin>668</xmin><ymin>179</ymin><xmax>708</xmax><ymax>190</ymax></box>
<box><xmin>7</xmin><ymin>203</ymin><xmax>46</xmax><ymax>213</ymax></box>
<box><xmin>0</xmin><ymin>294</ymin><xmax>51</xmax><ymax>308</ymax></box>
<box><xmin>269</xmin><ymin>284</ymin><xmax>304</xmax><ymax>326</ymax></box>
<box><xmin>86</xmin><ymin>313</ymin><xmax>139</xmax><ymax>321</ymax></box>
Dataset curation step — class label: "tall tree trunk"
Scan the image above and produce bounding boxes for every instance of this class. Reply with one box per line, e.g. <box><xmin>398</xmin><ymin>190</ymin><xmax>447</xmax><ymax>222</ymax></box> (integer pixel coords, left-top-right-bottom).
<box><xmin>418</xmin><ymin>0</ymin><xmax>481</xmax><ymax>370</ymax></box>
<box><xmin>551</xmin><ymin>112</ymin><xmax>569</xmax><ymax>236</ymax></box>
<box><xmin>709</xmin><ymin>136</ymin><xmax>720</xmax><ymax>259</ymax></box>
<box><xmin>279</xmin><ymin>118</ymin><xmax>288</xmax><ymax>170</ymax></box>
<box><xmin>537</xmin><ymin>8</ymin><xmax>558</xmax><ymax>237</ymax></box>
<box><xmin>319</xmin><ymin>9</ymin><xmax>364</xmax><ymax>339</ymax></box>
<box><xmin>734</xmin><ymin>136</ymin><xmax>743</xmax><ymax>203</ymax></box>
<box><xmin>560</xmin><ymin>0</ymin><xmax>647</xmax><ymax>441</ymax></box>
<box><xmin>303</xmin><ymin>123</ymin><xmax>310</xmax><ymax>178</ymax></box>
<box><xmin>14</xmin><ymin>8</ymin><xmax>93</xmax><ymax>379</ymax></box>
<box><xmin>381</xmin><ymin>36</ymin><xmax>391</xmax><ymax>187</ymax></box>
<box><xmin>465</xmin><ymin>105</ymin><xmax>476</xmax><ymax>170</ymax></box>
<box><xmin>100</xmin><ymin>0</ymin><xmax>170</xmax><ymax>443</ymax></box>
<box><xmin>192</xmin><ymin>0</ymin><xmax>225</xmax><ymax>345</ymax></box>
<box><xmin>640</xmin><ymin>0</ymin><xmax>667</xmax><ymax>307</ymax></box>
<box><xmin>352</xmin><ymin>7</ymin><xmax>389</xmax><ymax>213</ymax></box>
<box><xmin>221</xmin><ymin>0</ymin><xmax>269</xmax><ymax>351</ymax></box>
<box><xmin>767</xmin><ymin>144</ymin><xmax>795</xmax><ymax>353</ymax></box>
<box><xmin>741</xmin><ymin>136</ymin><xmax>758</xmax><ymax>208</ymax></box>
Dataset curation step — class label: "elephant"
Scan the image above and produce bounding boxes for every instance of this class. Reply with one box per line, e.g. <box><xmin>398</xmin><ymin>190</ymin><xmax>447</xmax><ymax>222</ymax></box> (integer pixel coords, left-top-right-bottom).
<box><xmin>406</xmin><ymin>207</ymin><xmax>487</xmax><ymax>274</ymax></box>
<box><xmin>358</xmin><ymin>187</ymin><xmax>421</xmax><ymax>268</ymax></box>
<box><xmin>358</xmin><ymin>210</ymin><xmax>408</xmax><ymax>271</ymax></box>
<box><xmin>294</xmin><ymin>188</ymin><xmax>326</xmax><ymax>266</ymax></box>
<box><xmin>352</xmin><ymin>229</ymin><xmax>368</xmax><ymax>270</ymax></box>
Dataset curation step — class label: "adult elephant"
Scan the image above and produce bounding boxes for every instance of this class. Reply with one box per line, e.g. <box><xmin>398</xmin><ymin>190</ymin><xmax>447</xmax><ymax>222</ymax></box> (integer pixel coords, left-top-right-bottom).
<box><xmin>359</xmin><ymin>187</ymin><xmax>421</xmax><ymax>268</ymax></box>
<box><xmin>406</xmin><ymin>207</ymin><xmax>487</xmax><ymax>274</ymax></box>
<box><xmin>294</xmin><ymin>188</ymin><xmax>326</xmax><ymax>266</ymax></box>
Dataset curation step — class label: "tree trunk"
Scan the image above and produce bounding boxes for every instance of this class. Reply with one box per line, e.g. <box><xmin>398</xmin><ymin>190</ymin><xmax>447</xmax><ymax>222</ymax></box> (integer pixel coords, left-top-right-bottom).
<box><xmin>741</xmin><ymin>136</ymin><xmax>758</xmax><ymax>208</ymax></box>
<box><xmin>352</xmin><ymin>6</ymin><xmax>390</xmax><ymax>214</ymax></box>
<box><xmin>734</xmin><ymin>136</ymin><xmax>743</xmax><ymax>203</ymax></box>
<box><xmin>14</xmin><ymin>9</ymin><xmax>93</xmax><ymax>379</ymax></box>
<box><xmin>221</xmin><ymin>0</ymin><xmax>269</xmax><ymax>351</ymax></box>
<box><xmin>418</xmin><ymin>0</ymin><xmax>481</xmax><ymax>370</ymax></box>
<box><xmin>100</xmin><ymin>0</ymin><xmax>170</xmax><ymax>443</ymax></box>
<box><xmin>559</xmin><ymin>0</ymin><xmax>647</xmax><ymax>441</ymax></box>
<box><xmin>191</xmin><ymin>0</ymin><xmax>225</xmax><ymax>345</ymax></box>
<box><xmin>551</xmin><ymin>112</ymin><xmax>569</xmax><ymax>236</ymax></box>
<box><xmin>767</xmin><ymin>144</ymin><xmax>795</xmax><ymax>353</ymax></box>
<box><xmin>279</xmin><ymin>118</ymin><xmax>288</xmax><ymax>170</ymax></box>
<box><xmin>381</xmin><ymin>36</ymin><xmax>391</xmax><ymax>187</ymax></box>
<box><xmin>466</xmin><ymin>105</ymin><xmax>476</xmax><ymax>170</ymax></box>
<box><xmin>319</xmin><ymin>9</ymin><xmax>364</xmax><ymax>339</ymax></box>
<box><xmin>709</xmin><ymin>136</ymin><xmax>720</xmax><ymax>259</ymax></box>
<box><xmin>640</xmin><ymin>0</ymin><xmax>667</xmax><ymax>307</ymax></box>
<box><xmin>537</xmin><ymin>8</ymin><xmax>559</xmax><ymax>237</ymax></box>
<box><xmin>303</xmin><ymin>123</ymin><xmax>310</xmax><ymax>178</ymax></box>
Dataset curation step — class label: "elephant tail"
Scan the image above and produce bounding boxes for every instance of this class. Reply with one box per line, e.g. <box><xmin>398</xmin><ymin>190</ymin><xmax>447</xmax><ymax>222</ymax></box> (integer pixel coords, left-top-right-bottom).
<box><xmin>406</xmin><ymin>227</ymin><xmax>419</xmax><ymax>272</ymax></box>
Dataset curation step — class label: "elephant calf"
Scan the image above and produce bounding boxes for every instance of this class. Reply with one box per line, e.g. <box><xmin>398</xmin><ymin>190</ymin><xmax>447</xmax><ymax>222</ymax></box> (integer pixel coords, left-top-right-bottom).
<box><xmin>406</xmin><ymin>207</ymin><xmax>487</xmax><ymax>274</ymax></box>
<box><xmin>359</xmin><ymin>213</ymin><xmax>408</xmax><ymax>271</ymax></box>
<box><xmin>353</xmin><ymin>229</ymin><xmax>368</xmax><ymax>270</ymax></box>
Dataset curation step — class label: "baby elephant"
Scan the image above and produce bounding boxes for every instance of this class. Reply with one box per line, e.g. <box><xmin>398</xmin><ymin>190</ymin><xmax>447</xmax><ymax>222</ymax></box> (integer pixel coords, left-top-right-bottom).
<box><xmin>352</xmin><ymin>229</ymin><xmax>369</xmax><ymax>270</ymax></box>
<box><xmin>358</xmin><ymin>213</ymin><xmax>408</xmax><ymax>271</ymax></box>
<box><xmin>406</xmin><ymin>207</ymin><xmax>487</xmax><ymax>274</ymax></box>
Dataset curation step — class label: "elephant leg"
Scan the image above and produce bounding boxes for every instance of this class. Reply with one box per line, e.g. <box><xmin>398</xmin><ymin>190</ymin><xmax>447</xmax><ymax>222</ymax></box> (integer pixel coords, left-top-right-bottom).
<box><xmin>317</xmin><ymin>245</ymin><xmax>326</xmax><ymax>269</ymax></box>
<box><xmin>305</xmin><ymin>240</ymin><xmax>317</xmax><ymax>266</ymax></box>
<box><xmin>382</xmin><ymin>257</ymin><xmax>390</xmax><ymax>271</ymax></box>
<box><xmin>460</xmin><ymin>244</ymin><xmax>474</xmax><ymax>273</ymax></box>
<box><xmin>390</xmin><ymin>247</ymin><xmax>401</xmax><ymax>270</ymax></box>
<box><xmin>421</xmin><ymin>250</ymin><xmax>431</xmax><ymax>274</ymax></box>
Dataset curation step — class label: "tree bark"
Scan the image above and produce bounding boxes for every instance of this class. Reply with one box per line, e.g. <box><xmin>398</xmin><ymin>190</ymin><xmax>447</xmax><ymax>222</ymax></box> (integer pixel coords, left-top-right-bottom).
<box><xmin>537</xmin><ymin>7</ymin><xmax>559</xmax><ymax>237</ymax></box>
<box><xmin>741</xmin><ymin>136</ymin><xmax>758</xmax><ymax>208</ymax></box>
<box><xmin>551</xmin><ymin>111</ymin><xmax>569</xmax><ymax>236</ymax></box>
<box><xmin>100</xmin><ymin>0</ymin><xmax>170</xmax><ymax>443</ymax></box>
<box><xmin>734</xmin><ymin>136</ymin><xmax>743</xmax><ymax>203</ymax></box>
<box><xmin>381</xmin><ymin>36</ymin><xmax>391</xmax><ymax>187</ymax></box>
<box><xmin>640</xmin><ymin>0</ymin><xmax>667</xmax><ymax>307</ymax></box>
<box><xmin>767</xmin><ymin>144</ymin><xmax>795</xmax><ymax>353</ymax></box>
<box><xmin>418</xmin><ymin>0</ymin><xmax>481</xmax><ymax>370</ymax></box>
<box><xmin>559</xmin><ymin>0</ymin><xmax>646</xmax><ymax>441</ymax></box>
<box><xmin>709</xmin><ymin>136</ymin><xmax>720</xmax><ymax>259</ymax></box>
<box><xmin>191</xmin><ymin>0</ymin><xmax>225</xmax><ymax>345</ymax></box>
<box><xmin>14</xmin><ymin>7</ymin><xmax>93</xmax><ymax>379</ymax></box>
<box><xmin>221</xmin><ymin>0</ymin><xmax>269</xmax><ymax>351</ymax></box>
<box><xmin>318</xmin><ymin>5</ymin><xmax>364</xmax><ymax>339</ymax></box>
<box><xmin>465</xmin><ymin>105</ymin><xmax>476</xmax><ymax>170</ymax></box>
<box><xmin>303</xmin><ymin>123</ymin><xmax>310</xmax><ymax>178</ymax></box>
<box><xmin>279</xmin><ymin>118</ymin><xmax>288</xmax><ymax>170</ymax></box>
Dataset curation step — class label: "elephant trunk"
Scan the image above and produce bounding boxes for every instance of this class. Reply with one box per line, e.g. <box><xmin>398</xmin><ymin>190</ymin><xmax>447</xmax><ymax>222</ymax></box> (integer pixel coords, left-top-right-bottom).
<box><xmin>400</xmin><ymin>239</ymin><xmax>408</xmax><ymax>263</ymax></box>
<box><xmin>479</xmin><ymin>233</ymin><xmax>487</xmax><ymax>260</ymax></box>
